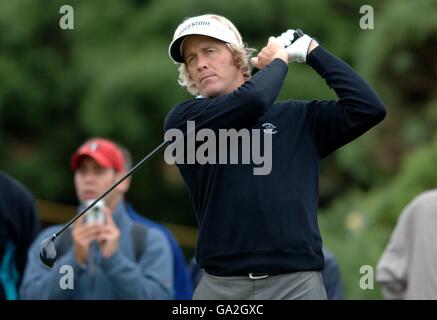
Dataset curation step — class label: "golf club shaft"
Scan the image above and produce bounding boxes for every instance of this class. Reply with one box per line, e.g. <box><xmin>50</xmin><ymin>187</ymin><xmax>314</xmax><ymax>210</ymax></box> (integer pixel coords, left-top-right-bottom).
<box><xmin>50</xmin><ymin>71</ymin><xmax>264</xmax><ymax>240</ymax></box>
<box><xmin>51</xmin><ymin>118</ymin><xmax>203</xmax><ymax>241</ymax></box>
<box><xmin>52</xmin><ymin>140</ymin><xmax>170</xmax><ymax>239</ymax></box>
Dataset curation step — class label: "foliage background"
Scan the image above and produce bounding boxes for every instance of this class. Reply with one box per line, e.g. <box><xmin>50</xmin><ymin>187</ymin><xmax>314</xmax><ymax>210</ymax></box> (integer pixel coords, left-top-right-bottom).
<box><xmin>1</xmin><ymin>0</ymin><xmax>436</xmax><ymax>299</ymax></box>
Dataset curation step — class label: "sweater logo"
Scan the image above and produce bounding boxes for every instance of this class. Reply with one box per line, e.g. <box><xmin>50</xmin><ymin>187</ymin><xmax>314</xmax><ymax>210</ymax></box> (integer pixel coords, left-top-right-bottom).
<box><xmin>262</xmin><ymin>123</ymin><xmax>277</xmax><ymax>134</ymax></box>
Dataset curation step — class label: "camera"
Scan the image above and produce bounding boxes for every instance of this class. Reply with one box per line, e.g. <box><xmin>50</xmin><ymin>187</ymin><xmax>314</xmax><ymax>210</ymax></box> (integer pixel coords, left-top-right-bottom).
<box><xmin>84</xmin><ymin>199</ymin><xmax>106</xmax><ymax>225</ymax></box>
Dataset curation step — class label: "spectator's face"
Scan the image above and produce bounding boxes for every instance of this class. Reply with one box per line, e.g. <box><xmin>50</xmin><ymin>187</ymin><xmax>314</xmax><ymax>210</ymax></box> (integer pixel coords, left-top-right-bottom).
<box><xmin>183</xmin><ymin>35</ymin><xmax>245</xmax><ymax>98</ymax></box>
<box><xmin>74</xmin><ymin>157</ymin><xmax>118</xmax><ymax>207</ymax></box>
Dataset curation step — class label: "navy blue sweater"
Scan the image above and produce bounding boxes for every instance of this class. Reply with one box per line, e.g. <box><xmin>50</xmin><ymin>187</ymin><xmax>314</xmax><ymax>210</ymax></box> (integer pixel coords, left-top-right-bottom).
<box><xmin>164</xmin><ymin>46</ymin><xmax>386</xmax><ymax>276</ymax></box>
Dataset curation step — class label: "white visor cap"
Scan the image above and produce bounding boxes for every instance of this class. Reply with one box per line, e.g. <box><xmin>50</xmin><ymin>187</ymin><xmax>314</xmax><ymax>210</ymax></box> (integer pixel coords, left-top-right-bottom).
<box><xmin>168</xmin><ymin>16</ymin><xmax>242</xmax><ymax>63</ymax></box>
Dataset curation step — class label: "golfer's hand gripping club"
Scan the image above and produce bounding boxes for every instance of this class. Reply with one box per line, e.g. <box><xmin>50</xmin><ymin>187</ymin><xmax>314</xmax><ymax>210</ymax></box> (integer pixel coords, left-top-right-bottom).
<box><xmin>276</xmin><ymin>29</ymin><xmax>314</xmax><ymax>63</ymax></box>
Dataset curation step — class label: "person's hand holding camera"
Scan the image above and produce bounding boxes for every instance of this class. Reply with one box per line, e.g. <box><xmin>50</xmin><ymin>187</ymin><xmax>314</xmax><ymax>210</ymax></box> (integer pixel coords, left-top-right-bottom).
<box><xmin>72</xmin><ymin>200</ymin><xmax>120</xmax><ymax>264</ymax></box>
<box><xmin>72</xmin><ymin>216</ymin><xmax>102</xmax><ymax>265</ymax></box>
<box><xmin>97</xmin><ymin>207</ymin><xmax>120</xmax><ymax>259</ymax></box>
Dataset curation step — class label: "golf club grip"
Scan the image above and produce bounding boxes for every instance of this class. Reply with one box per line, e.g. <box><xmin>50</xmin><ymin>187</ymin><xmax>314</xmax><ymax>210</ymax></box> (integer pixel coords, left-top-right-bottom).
<box><xmin>251</xmin><ymin>29</ymin><xmax>303</xmax><ymax>76</ymax></box>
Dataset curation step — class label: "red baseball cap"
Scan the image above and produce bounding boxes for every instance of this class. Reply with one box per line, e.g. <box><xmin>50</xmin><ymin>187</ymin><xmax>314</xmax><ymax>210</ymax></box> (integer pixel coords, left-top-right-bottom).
<box><xmin>71</xmin><ymin>138</ymin><xmax>125</xmax><ymax>172</ymax></box>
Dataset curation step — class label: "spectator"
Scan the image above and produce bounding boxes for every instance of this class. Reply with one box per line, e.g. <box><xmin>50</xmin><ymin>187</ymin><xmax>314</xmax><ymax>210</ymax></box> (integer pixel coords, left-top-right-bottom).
<box><xmin>0</xmin><ymin>172</ymin><xmax>41</xmax><ymax>300</ymax></box>
<box><xmin>377</xmin><ymin>190</ymin><xmax>437</xmax><ymax>299</ymax></box>
<box><xmin>164</xmin><ymin>14</ymin><xmax>385</xmax><ymax>299</ymax></box>
<box><xmin>20</xmin><ymin>138</ymin><xmax>173</xmax><ymax>299</ymax></box>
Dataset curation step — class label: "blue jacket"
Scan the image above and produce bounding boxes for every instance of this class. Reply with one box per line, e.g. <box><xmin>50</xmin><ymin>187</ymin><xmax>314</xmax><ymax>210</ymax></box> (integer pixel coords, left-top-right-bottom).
<box><xmin>126</xmin><ymin>202</ymin><xmax>194</xmax><ymax>299</ymax></box>
<box><xmin>20</xmin><ymin>202</ymin><xmax>174</xmax><ymax>299</ymax></box>
<box><xmin>321</xmin><ymin>247</ymin><xmax>344</xmax><ymax>300</ymax></box>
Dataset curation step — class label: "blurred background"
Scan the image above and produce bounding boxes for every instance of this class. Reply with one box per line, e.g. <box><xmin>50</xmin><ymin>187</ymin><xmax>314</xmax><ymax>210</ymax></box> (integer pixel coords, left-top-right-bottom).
<box><xmin>0</xmin><ymin>0</ymin><xmax>436</xmax><ymax>299</ymax></box>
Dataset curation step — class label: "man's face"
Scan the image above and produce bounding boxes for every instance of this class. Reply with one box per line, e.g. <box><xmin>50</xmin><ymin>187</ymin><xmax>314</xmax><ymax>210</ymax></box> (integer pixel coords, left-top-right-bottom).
<box><xmin>182</xmin><ymin>35</ymin><xmax>245</xmax><ymax>98</ymax></box>
<box><xmin>74</xmin><ymin>157</ymin><xmax>118</xmax><ymax>207</ymax></box>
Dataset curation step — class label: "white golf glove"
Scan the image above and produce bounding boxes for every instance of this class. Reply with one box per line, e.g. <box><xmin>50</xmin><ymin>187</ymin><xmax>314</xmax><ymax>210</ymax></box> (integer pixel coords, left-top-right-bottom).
<box><xmin>276</xmin><ymin>29</ymin><xmax>314</xmax><ymax>63</ymax></box>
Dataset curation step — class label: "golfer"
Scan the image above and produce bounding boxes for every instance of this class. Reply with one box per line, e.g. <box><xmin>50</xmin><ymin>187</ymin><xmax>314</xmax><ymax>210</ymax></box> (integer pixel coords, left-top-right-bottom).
<box><xmin>165</xmin><ymin>14</ymin><xmax>386</xmax><ymax>299</ymax></box>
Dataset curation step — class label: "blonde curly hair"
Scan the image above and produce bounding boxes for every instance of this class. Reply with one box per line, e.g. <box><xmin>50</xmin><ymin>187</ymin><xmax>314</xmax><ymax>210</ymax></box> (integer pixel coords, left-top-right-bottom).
<box><xmin>175</xmin><ymin>14</ymin><xmax>255</xmax><ymax>96</ymax></box>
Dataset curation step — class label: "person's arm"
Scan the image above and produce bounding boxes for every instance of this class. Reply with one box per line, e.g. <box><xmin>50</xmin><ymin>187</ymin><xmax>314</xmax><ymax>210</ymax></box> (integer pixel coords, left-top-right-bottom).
<box><xmin>19</xmin><ymin>228</ymin><xmax>86</xmax><ymax>300</ymax></box>
<box><xmin>376</xmin><ymin>203</ymin><xmax>414</xmax><ymax>300</ymax></box>
<box><xmin>305</xmin><ymin>46</ymin><xmax>386</xmax><ymax>158</ymax></box>
<box><xmin>100</xmin><ymin>228</ymin><xmax>174</xmax><ymax>300</ymax></box>
<box><xmin>164</xmin><ymin>59</ymin><xmax>288</xmax><ymax>133</ymax></box>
